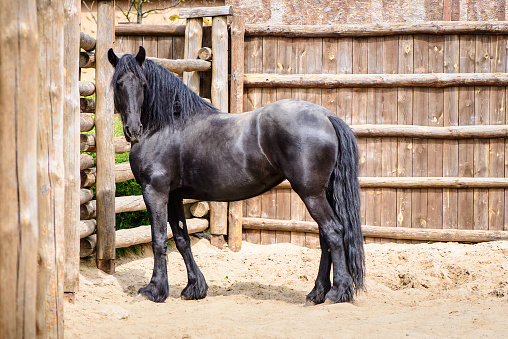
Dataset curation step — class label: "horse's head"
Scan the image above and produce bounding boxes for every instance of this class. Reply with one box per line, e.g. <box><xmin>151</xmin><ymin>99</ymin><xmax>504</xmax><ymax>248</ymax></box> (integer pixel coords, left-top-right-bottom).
<box><xmin>108</xmin><ymin>46</ymin><xmax>147</xmax><ymax>144</ymax></box>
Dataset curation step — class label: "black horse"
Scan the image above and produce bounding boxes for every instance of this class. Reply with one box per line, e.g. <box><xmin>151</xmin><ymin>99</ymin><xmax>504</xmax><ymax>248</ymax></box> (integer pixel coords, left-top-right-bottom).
<box><xmin>108</xmin><ymin>46</ymin><xmax>365</xmax><ymax>305</ymax></box>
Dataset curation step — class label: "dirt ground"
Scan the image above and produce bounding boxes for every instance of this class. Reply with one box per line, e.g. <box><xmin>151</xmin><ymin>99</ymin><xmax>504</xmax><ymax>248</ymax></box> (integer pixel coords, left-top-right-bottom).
<box><xmin>65</xmin><ymin>238</ymin><xmax>508</xmax><ymax>338</ymax></box>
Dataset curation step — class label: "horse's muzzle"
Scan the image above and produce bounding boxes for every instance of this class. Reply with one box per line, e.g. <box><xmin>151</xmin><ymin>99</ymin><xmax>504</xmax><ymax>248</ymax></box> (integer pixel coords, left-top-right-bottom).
<box><xmin>124</xmin><ymin>124</ymin><xmax>142</xmax><ymax>144</ymax></box>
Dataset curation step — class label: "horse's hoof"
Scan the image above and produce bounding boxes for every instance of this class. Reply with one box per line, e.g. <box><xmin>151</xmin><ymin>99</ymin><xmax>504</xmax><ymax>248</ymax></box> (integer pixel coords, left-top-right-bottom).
<box><xmin>324</xmin><ymin>298</ymin><xmax>336</xmax><ymax>305</ymax></box>
<box><xmin>181</xmin><ymin>279</ymin><xmax>208</xmax><ymax>300</ymax></box>
<box><xmin>325</xmin><ymin>284</ymin><xmax>354</xmax><ymax>303</ymax></box>
<box><xmin>304</xmin><ymin>299</ymin><xmax>318</xmax><ymax>307</ymax></box>
<box><xmin>138</xmin><ymin>283</ymin><xmax>169</xmax><ymax>303</ymax></box>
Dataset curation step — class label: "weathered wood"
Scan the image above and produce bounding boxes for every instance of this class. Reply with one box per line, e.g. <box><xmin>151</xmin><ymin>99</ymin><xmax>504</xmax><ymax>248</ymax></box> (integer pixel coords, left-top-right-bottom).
<box><xmin>80</xmin><ymin>200</ymin><xmax>95</xmax><ymax>220</ymax></box>
<box><xmin>244</xmin><ymin>72</ymin><xmax>508</xmax><ymax>88</ymax></box>
<box><xmin>37</xmin><ymin>0</ymin><xmax>65</xmax><ymax>336</ymax></box>
<box><xmin>79</xmin><ymin>81</ymin><xmax>95</xmax><ymax>96</ymax></box>
<box><xmin>80</xmin><ymin>114</ymin><xmax>95</xmax><ymax>132</ymax></box>
<box><xmin>79</xmin><ymin>51</ymin><xmax>95</xmax><ymax>68</ymax></box>
<box><xmin>95</xmin><ymin>0</ymin><xmax>116</xmax><ymax>274</ymax></box>
<box><xmin>190</xmin><ymin>201</ymin><xmax>209</xmax><ymax>218</ymax></box>
<box><xmin>242</xmin><ymin>217</ymin><xmax>508</xmax><ymax>242</ymax></box>
<box><xmin>115</xmin><ymin>24</ymin><xmax>186</xmax><ymax>36</ymax></box>
<box><xmin>198</xmin><ymin>47</ymin><xmax>212</xmax><ymax>60</ymax></box>
<box><xmin>79</xmin><ymin>219</ymin><xmax>96</xmax><ymax>239</ymax></box>
<box><xmin>80</xmin><ymin>218</ymin><xmax>209</xmax><ymax>256</ymax></box>
<box><xmin>80</xmin><ymin>189</ymin><xmax>94</xmax><ymax>205</ymax></box>
<box><xmin>179</xmin><ymin>5</ymin><xmax>233</xmax><ymax>19</ymax></box>
<box><xmin>0</xmin><ymin>0</ymin><xmax>38</xmax><ymax>336</ymax></box>
<box><xmin>81</xmin><ymin>162</ymin><xmax>134</xmax><ymax>187</ymax></box>
<box><xmin>228</xmin><ymin>201</ymin><xmax>243</xmax><ymax>252</ymax></box>
<box><xmin>80</xmin><ymin>134</ymin><xmax>130</xmax><ymax>153</ymax></box>
<box><xmin>245</xmin><ymin>21</ymin><xmax>508</xmax><ymax>38</ymax></box>
<box><xmin>350</xmin><ymin>124</ymin><xmax>508</xmax><ymax>139</ymax></box>
<box><xmin>64</xmin><ymin>0</ymin><xmax>81</xmax><ymax>295</ymax></box>
<box><xmin>80</xmin><ymin>31</ymin><xmax>96</xmax><ymax>51</ymax></box>
<box><xmin>80</xmin><ymin>153</ymin><xmax>95</xmax><ymax>170</ymax></box>
<box><xmin>183</xmin><ymin>18</ymin><xmax>203</xmax><ymax>94</ymax></box>
<box><xmin>115</xmin><ymin>52</ymin><xmax>211</xmax><ymax>73</ymax></box>
<box><xmin>210</xmin><ymin>202</ymin><xmax>228</xmax><ymax>235</ymax></box>
<box><xmin>80</xmin><ymin>98</ymin><xmax>96</xmax><ymax>113</ymax></box>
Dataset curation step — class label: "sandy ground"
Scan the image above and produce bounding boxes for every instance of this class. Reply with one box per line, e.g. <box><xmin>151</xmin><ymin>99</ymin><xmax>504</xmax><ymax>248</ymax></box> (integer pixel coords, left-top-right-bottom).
<box><xmin>65</xmin><ymin>238</ymin><xmax>508</xmax><ymax>338</ymax></box>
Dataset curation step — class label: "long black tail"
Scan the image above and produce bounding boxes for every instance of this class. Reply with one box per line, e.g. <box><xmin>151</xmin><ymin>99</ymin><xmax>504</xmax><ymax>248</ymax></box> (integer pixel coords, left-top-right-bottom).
<box><xmin>326</xmin><ymin>115</ymin><xmax>365</xmax><ymax>292</ymax></box>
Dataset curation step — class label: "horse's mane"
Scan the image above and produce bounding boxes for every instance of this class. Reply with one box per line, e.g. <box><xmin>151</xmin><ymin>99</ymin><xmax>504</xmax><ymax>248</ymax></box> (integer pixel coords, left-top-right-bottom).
<box><xmin>112</xmin><ymin>54</ymin><xmax>219</xmax><ymax>133</ymax></box>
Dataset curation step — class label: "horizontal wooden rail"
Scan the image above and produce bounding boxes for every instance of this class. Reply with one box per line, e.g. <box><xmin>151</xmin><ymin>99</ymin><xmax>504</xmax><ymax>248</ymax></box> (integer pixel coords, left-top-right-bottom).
<box><xmin>80</xmin><ymin>189</ymin><xmax>94</xmax><ymax>205</ymax></box>
<box><xmin>80</xmin><ymin>134</ymin><xmax>130</xmax><ymax>154</ymax></box>
<box><xmin>179</xmin><ymin>5</ymin><xmax>233</xmax><ymax>19</ymax></box>
<box><xmin>351</xmin><ymin>124</ymin><xmax>508</xmax><ymax>139</ymax></box>
<box><xmin>79</xmin><ymin>51</ymin><xmax>95</xmax><ymax>68</ymax></box>
<box><xmin>116</xmin><ymin>53</ymin><xmax>211</xmax><ymax>73</ymax></box>
<box><xmin>80</xmin><ymin>98</ymin><xmax>95</xmax><ymax>113</ymax></box>
<box><xmin>80</xmin><ymin>114</ymin><xmax>94</xmax><ymax>132</ymax></box>
<box><xmin>79</xmin><ymin>219</ymin><xmax>96</xmax><ymax>239</ymax></box>
<box><xmin>79</xmin><ymin>81</ymin><xmax>95</xmax><ymax>96</ymax></box>
<box><xmin>244</xmin><ymin>73</ymin><xmax>508</xmax><ymax>88</ymax></box>
<box><xmin>115</xmin><ymin>24</ymin><xmax>186</xmax><ymax>36</ymax></box>
<box><xmin>245</xmin><ymin>21</ymin><xmax>508</xmax><ymax>37</ymax></box>
<box><xmin>80</xmin><ymin>31</ymin><xmax>96</xmax><ymax>51</ymax></box>
<box><xmin>80</xmin><ymin>218</ymin><xmax>208</xmax><ymax>256</ymax></box>
<box><xmin>276</xmin><ymin>177</ymin><xmax>508</xmax><ymax>189</ymax></box>
<box><xmin>242</xmin><ymin>217</ymin><xmax>508</xmax><ymax>243</ymax></box>
<box><xmin>81</xmin><ymin>162</ymin><xmax>133</xmax><ymax>187</ymax></box>
<box><xmin>80</xmin><ymin>153</ymin><xmax>95</xmax><ymax>171</ymax></box>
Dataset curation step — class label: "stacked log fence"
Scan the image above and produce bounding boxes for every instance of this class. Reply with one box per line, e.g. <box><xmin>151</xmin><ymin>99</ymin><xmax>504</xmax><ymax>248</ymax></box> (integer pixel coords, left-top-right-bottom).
<box><xmin>227</xmin><ymin>20</ymin><xmax>508</xmax><ymax>249</ymax></box>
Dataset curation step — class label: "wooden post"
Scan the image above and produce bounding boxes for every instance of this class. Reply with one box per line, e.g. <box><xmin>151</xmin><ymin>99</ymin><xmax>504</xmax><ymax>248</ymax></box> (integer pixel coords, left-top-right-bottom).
<box><xmin>0</xmin><ymin>0</ymin><xmax>38</xmax><ymax>337</ymax></box>
<box><xmin>228</xmin><ymin>15</ymin><xmax>245</xmax><ymax>252</ymax></box>
<box><xmin>37</xmin><ymin>0</ymin><xmax>65</xmax><ymax>337</ymax></box>
<box><xmin>95</xmin><ymin>0</ymin><xmax>116</xmax><ymax>274</ymax></box>
<box><xmin>183</xmin><ymin>17</ymin><xmax>203</xmax><ymax>93</ymax></box>
<box><xmin>210</xmin><ymin>11</ymin><xmax>232</xmax><ymax>248</ymax></box>
<box><xmin>63</xmin><ymin>0</ymin><xmax>81</xmax><ymax>296</ymax></box>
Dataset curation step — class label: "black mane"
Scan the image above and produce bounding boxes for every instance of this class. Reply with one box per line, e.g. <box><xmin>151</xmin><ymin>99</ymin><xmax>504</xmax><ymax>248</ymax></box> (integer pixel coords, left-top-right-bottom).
<box><xmin>112</xmin><ymin>54</ymin><xmax>219</xmax><ymax>133</ymax></box>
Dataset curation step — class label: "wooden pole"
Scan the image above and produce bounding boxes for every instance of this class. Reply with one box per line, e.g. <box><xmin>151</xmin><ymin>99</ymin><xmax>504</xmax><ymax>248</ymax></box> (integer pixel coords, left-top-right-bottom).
<box><xmin>80</xmin><ymin>31</ymin><xmax>96</xmax><ymax>51</ymax></box>
<box><xmin>63</xmin><ymin>0</ymin><xmax>81</xmax><ymax>297</ymax></box>
<box><xmin>242</xmin><ymin>217</ymin><xmax>508</xmax><ymax>243</ymax></box>
<box><xmin>227</xmin><ymin>15</ymin><xmax>245</xmax><ymax>252</ymax></box>
<box><xmin>115</xmin><ymin>24</ymin><xmax>186</xmax><ymax>36</ymax></box>
<box><xmin>350</xmin><ymin>124</ymin><xmax>508</xmax><ymax>139</ymax></box>
<box><xmin>210</xmin><ymin>13</ymin><xmax>230</xmax><ymax>248</ymax></box>
<box><xmin>37</xmin><ymin>0</ymin><xmax>65</xmax><ymax>336</ymax></box>
<box><xmin>95</xmin><ymin>0</ymin><xmax>116</xmax><ymax>274</ymax></box>
<box><xmin>183</xmin><ymin>17</ymin><xmax>203</xmax><ymax>93</ymax></box>
<box><xmin>80</xmin><ymin>114</ymin><xmax>95</xmax><ymax>132</ymax></box>
<box><xmin>80</xmin><ymin>135</ymin><xmax>130</xmax><ymax>154</ymax></box>
<box><xmin>0</xmin><ymin>0</ymin><xmax>38</xmax><ymax>337</ymax></box>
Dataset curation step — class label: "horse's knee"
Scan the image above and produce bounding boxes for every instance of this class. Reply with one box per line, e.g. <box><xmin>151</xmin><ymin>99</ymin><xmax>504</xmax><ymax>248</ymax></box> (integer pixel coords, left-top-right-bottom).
<box><xmin>320</xmin><ymin>223</ymin><xmax>344</xmax><ymax>251</ymax></box>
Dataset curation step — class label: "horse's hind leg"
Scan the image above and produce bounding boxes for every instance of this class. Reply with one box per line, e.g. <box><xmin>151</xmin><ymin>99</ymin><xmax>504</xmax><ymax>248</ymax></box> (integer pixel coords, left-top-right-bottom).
<box><xmin>167</xmin><ymin>195</ymin><xmax>208</xmax><ymax>300</ymax></box>
<box><xmin>301</xmin><ymin>194</ymin><xmax>354</xmax><ymax>303</ymax></box>
<box><xmin>305</xmin><ymin>231</ymin><xmax>332</xmax><ymax>305</ymax></box>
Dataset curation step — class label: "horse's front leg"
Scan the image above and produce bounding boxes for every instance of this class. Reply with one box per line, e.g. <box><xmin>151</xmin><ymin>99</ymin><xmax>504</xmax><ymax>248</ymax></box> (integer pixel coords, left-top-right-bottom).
<box><xmin>168</xmin><ymin>196</ymin><xmax>208</xmax><ymax>300</ymax></box>
<box><xmin>138</xmin><ymin>186</ymin><xmax>170</xmax><ymax>302</ymax></box>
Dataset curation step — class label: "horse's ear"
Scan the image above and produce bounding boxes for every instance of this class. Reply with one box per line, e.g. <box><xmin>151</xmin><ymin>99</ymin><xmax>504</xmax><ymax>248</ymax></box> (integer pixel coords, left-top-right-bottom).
<box><xmin>108</xmin><ymin>48</ymin><xmax>118</xmax><ymax>68</ymax></box>
<box><xmin>136</xmin><ymin>46</ymin><xmax>146</xmax><ymax>66</ymax></box>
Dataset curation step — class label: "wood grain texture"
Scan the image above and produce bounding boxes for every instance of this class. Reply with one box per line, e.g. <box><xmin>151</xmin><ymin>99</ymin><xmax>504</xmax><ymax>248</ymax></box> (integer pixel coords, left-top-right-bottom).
<box><xmin>183</xmin><ymin>18</ymin><xmax>203</xmax><ymax>94</ymax></box>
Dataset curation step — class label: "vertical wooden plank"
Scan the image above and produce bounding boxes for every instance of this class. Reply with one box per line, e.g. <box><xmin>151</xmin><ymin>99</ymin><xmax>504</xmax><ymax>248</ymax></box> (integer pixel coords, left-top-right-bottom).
<box><xmin>228</xmin><ymin>15</ymin><xmax>245</xmax><ymax>252</ymax></box>
<box><xmin>474</xmin><ymin>34</ymin><xmax>490</xmax><ymax>230</ymax></box>
<box><xmin>412</xmin><ymin>34</ymin><xmax>429</xmax><ymax>238</ymax></box>
<box><xmin>63</xmin><ymin>0</ymin><xmax>81</xmax><ymax>294</ymax></box>
<box><xmin>210</xmin><ymin>16</ymin><xmax>229</xmax><ymax>243</ymax></box>
<box><xmin>489</xmin><ymin>35</ymin><xmax>506</xmax><ymax>231</ymax></box>
<box><xmin>37</xmin><ymin>0</ymin><xmax>65</xmax><ymax>336</ymax></box>
<box><xmin>243</xmin><ymin>36</ymin><xmax>263</xmax><ymax>244</ymax></box>
<box><xmin>142</xmin><ymin>36</ymin><xmax>158</xmax><ymax>56</ymax></box>
<box><xmin>381</xmin><ymin>36</ymin><xmax>398</xmax><ymax>242</ymax></box>
<box><xmin>443</xmin><ymin>35</ymin><xmax>460</xmax><ymax>230</ymax></box>
<box><xmin>337</xmin><ymin>38</ymin><xmax>353</xmax><ymax>124</ymax></box>
<box><xmin>397</xmin><ymin>35</ymin><xmax>414</xmax><ymax>243</ymax></box>
<box><xmin>0</xmin><ymin>0</ymin><xmax>38</xmax><ymax>336</ymax></box>
<box><xmin>428</xmin><ymin>35</ymin><xmax>445</xmax><ymax>230</ymax></box>
<box><xmin>95</xmin><ymin>0</ymin><xmax>116</xmax><ymax>274</ymax></box>
<box><xmin>157</xmin><ymin>35</ymin><xmax>174</xmax><ymax>60</ymax></box>
<box><xmin>184</xmin><ymin>18</ymin><xmax>203</xmax><ymax>94</ymax></box>
<box><xmin>458</xmin><ymin>35</ymin><xmax>475</xmax><ymax>231</ymax></box>
<box><xmin>352</xmin><ymin>37</ymin><xmax>368</xmax><ymax>229</ymax></box>
<box><xmin>322</xmin><ymin>38</ymin><xmax>338</xmax><ymax>115</ymax></box>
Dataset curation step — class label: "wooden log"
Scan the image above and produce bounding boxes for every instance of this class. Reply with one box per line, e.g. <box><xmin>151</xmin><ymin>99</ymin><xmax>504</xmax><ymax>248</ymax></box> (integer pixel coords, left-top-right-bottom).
<box><xmin>245</xmin><ymin>21</ymin><xmax>508</xmax><ymax>38</ymax></box>
<box><xmin>80</xmin><ymin>134</ymin><xmax>130</xmax><ymax>153</ymax></box>
<box><xmin>115</xmin><ymin>24</ymin><xmax>186</xmax><ymax>36</ymax></box>
<box><xmin>190</xmin><ymin>201</ymin><xmax>209</xmax><ymax>217</ymax></box>
<box><xmin>179</xmin><ymin>5</ymin><xmax>233</xmax><ymax>19</ymax></box>
<box><xmin>80</xmin><ymin>218</ymin><xmax>209</xmax><ymax>256</ymax></box>
<box><xmin>198</xmin><ymin>47</ymin><xmax>212</xmax><ymax>61</ymax></box>
<box><xmin>79</xmin><ymin>51</ymin><xmax>95</xmax><ymax>68</ymax></box>
<box><xmin>244</xmin><ymin>73</ymin><xmax>508</xmax><ymax>88</ymax></box>
<box><xmin>116</xmin><ymin>53</ymin><xmax>211</xmax><ymax>73</ymax></box>
<box><xmin>242</xmin><ymin>217</ymin><xmax>508</xmax><ymax>242</ymax></box>
<box><xmin>79</xmin><ymin>81</ymin><xmax>95</xmax><ymax>96</ymax></box>
<box><xmin>79</xmin><ymin>219</ymin><xmax>96</xmax><ymax>239</ymax></box>
<box><xmin>0</xmin><ymin>0</ymin><xmax>38</xmax><ymax>336</ymax></box>
<box><xmin>80</xmin><ymin>200</ymin><xmax>96</xmax><ymax>220</ymax></box>
<box><xmin>64</xmin><ymin>0</ymin><xmax>81</xmax><ymax>295</ymax></box>
<box><xmin>37</xmin><ymin>0</ymin><xmax>65</xmax><ymax>335</ymax></box>
<box><xmin>80</xmin><ymin>189</ymin><xmax>94</xmax><ymax>205</ymax></box>
<box><xmin>80</xmin><ymin>162</ymin><xmax>134</xmax><ymax>187</ymax></box>
<box><xmin>80</xmin><ymin>31</ymin><xmax>96</xmax><ymax>51</ymax></box>
<box><xmin>80</xmin><ymin>113</ymin><xmax>95</xmax><ymax>132</ymax></box>
<box><xmin>350</xmin><ymin>124</ymin><xmax>508</xmax><ymax>139</ymax></box>
<box><xmin>80</xmin><ymin>98</ymin><xmax>96</xmax><ymax>113</ymax></box>
<box><xmin>80</xmin><ymin>153</ymin><xmax>95</xmax><ymax>170</ymax></box>
<box><xmin>183</xmin><ymin>18</ymin><xmax>203</xmax><ymax>94</ymax></box>
<box><xmin>95</xmin><ymin>0</ymin><xmax>116</xmax><ymax>274</ymax></box>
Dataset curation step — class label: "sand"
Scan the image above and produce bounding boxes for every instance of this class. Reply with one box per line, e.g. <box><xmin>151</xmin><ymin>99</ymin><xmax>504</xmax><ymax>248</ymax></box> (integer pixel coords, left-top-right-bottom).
<box><xmin>64</xmin><ymin>238</ymin><xmax>508</xmax><ymax>338</ymax></box>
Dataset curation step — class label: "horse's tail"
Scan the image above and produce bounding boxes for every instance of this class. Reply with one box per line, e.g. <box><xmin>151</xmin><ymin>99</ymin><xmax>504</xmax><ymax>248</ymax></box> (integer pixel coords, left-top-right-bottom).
<box><xmin>326</xmin><ymin>115</ymin><xmax>365</xmax><ymax>293</ymax></box>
